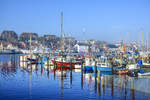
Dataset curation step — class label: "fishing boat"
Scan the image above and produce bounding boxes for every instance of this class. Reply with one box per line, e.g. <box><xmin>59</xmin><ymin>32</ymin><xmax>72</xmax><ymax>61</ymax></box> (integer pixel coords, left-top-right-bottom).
<box><xmin>51</xmin><ymin>56</ymin><xmax>82</xmax><ymax>67</ymax></box>
<box><xmin>93</xmin><ymin>56</ymin><xmax>113</xmax><ymax>72</ymax></box>
<box><xmin>113</xmin><ymin>66</ymin><xmax>128</xmax><ymax>74</ymax></box>
<box><xmin>142</xmin><ymin>59</ymin><xmax>150</xmax><ymax>68</ymax></box>
<box><xmin>52</xmin><ymin>60</ymin><xmax>81</xmax><ymax>67</ymax></box>
<box><xmin>115</xmin><ymin>67</ymin><xmax>130</xmax><ymax>75</ymax></box>
<box><xmin>82</xmin><ymin>57</ymin><xmax>95</xmax><ymax>72</ymax></box>
<box><xmin>83</xmin><ymin>56</ymin><xmax>113</xmax><ymax>72</ymax></box>
<box><xmin>94</xmin><ymin>62</ymin><xmax>112</xmax><ymax>72</ymax></box>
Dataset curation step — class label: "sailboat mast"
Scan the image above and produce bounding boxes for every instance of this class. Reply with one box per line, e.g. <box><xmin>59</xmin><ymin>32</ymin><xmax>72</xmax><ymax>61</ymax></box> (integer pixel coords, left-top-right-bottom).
<box><xmin>30</xmin><ymin>34</ymin><xmax>32</xmax><ymax>55</ymax></box>
<box><xmin>69</xmin><ymin>33</ymin><xmax>71</xmax><ymax>53</ymax></box>
<box><xmin>147</xmin><ymin>33</ymin><xmax>149</xmax><ymax>52</ymax></box>
<box><xmin>61</xmin><ymin>12</ymin><xmax>63</xmax><ymax>37</ymax></box>
<box><xmin>60</xmin><ymin>12</ymin><xmax>64</xmax><ymax>52</ymax></box>
<box><xmin>141</xmin><ymin>31</ymin><xmax>144</xmax><ymax>51</ymax></box>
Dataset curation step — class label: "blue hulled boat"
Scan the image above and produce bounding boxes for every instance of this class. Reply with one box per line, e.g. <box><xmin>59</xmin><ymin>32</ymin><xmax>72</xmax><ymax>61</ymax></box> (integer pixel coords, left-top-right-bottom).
<box><xmin>92</xmin><ymin>62</ymin><xmax>113</xmax><ymax>72</ymax></box>
<box><xmin>82</xmin><ymin>65</ymin><xmax>93</xmax><ymax>72</ymax></box>
<box><xmin>138</xmin><ymin>69</ymin><xmax>150</xmax><ymax>76</ymax></box>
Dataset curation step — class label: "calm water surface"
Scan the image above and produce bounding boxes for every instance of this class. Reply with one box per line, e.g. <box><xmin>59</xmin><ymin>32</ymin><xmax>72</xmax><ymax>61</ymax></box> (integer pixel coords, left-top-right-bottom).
<box><xmin>0</xmin><ymin>54</ymin><xmax>150</xmax><ymax>100</ymax></box>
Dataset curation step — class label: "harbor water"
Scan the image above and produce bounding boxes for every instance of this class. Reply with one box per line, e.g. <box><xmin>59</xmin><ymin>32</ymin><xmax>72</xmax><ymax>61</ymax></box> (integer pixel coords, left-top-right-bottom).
<box><xmin>0</xmin><ymin>54</ymin><xmax>150</xmax><ymax>100</ymax></box>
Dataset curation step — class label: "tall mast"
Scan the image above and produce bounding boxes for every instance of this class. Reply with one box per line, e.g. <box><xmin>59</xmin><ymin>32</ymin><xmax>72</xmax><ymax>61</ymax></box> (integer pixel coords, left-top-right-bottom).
<box><xmin>30</xmin><ymin>34</ymin><xmax>32</xmax><ymax>55</ymax></box>
<box><xmin>141</xmin><ymin>31</ymin><xmax>144</xmax><ymax>51</ymax></box>
<box><xmin>60</xmin><ymin>12</ymin><xmax>64</xmax><ymax>51</ymax></box>
<box><xmin>61</xmin><ymin>12</ymin><xmax>63</xmax><ymax>37</ymax></box>
<box><xmin>69</xmin><ymin>33</ymin><xmax>71</xmax><ymax>53</ymax></box>
<box><xmin>147</xmin><ymin>33</ymin><xmax>149</xmax><ymax>52</ymax></box>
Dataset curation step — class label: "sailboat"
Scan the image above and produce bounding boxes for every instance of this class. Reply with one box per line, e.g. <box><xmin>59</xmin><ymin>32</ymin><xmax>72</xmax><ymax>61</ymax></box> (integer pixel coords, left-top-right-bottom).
<box><xmin>51</xmin><ymin>12</ymin><xmax>82</xmax><ymax>69</ymax></box>
<box><xmin>26</xmin><ymin>34</ymin><xmax>39</xmax><ymax>64</ymax></box>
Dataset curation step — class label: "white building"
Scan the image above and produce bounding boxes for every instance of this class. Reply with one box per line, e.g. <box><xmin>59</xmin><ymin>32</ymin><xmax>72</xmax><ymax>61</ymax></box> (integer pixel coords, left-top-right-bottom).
<box><xmin>74</xmin><ymin>43</ymin><xmax>89</xmax><ymax>53</ymax></box>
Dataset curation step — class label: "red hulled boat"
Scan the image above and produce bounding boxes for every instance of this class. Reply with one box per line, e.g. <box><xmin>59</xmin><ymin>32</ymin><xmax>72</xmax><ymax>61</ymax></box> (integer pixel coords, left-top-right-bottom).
<box><xmin>51</xmin><ymin>59</ymin><xmax>82</xmax><ymax>67</ymax></box>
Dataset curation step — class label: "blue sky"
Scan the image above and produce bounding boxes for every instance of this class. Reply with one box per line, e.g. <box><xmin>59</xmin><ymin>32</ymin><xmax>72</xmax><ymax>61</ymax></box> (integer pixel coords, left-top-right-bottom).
<box><xmin>0</xmin><ymin>0</ymin><xmax>150</xmax><ymax>42</ymax></box>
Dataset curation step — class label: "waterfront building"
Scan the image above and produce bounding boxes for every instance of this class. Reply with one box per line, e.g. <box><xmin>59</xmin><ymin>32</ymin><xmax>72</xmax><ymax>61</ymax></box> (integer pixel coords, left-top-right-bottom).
<box><xmin>74</xmin><ymin>43</ymin><xmax>89</xmax><ymax>53</ymax></box>
<box><xmin>0</xmin><ymin>30</ymin><xmax>18</xmax><ymax>42</ymax></box>
<box><xmin>44</xmin><ymin>35</ymin><xmax>57</xmax><ymax>40</ymax></box>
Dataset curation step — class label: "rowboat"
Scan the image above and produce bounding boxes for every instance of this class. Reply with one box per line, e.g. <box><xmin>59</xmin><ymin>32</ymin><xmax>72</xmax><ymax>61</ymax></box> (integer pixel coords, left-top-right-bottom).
<box><xmin>138</xmin><ymin>72</ymin><xmax>150</xmax><ymax>76</ymax></box>
<box><xmin>138</xmin><ymin>70</ymin><xmax>150</xmax><ymax>76</ymax></box>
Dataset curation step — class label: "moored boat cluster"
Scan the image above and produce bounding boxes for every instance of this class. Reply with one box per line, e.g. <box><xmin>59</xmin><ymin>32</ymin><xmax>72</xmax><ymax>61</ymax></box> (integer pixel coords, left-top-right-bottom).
<box><xmin>19</xmin><ymin>47</ymin><xmax>150</xmax><ymax>77</ymax></box>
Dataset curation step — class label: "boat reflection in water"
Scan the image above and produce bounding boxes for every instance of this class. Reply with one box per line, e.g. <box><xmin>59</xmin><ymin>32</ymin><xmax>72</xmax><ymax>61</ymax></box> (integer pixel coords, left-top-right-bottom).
<box><xmin>0</xmin><ymin>55</ymin><xmax>150</xmax><ymax>100</ymax></box>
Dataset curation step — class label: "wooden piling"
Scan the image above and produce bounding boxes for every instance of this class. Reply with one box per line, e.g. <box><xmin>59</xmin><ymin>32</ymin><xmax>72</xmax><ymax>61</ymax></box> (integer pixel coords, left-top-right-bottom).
<box><xmin>124</xmin><ymin>75</ymin><xmax>127</xmax><ymax>100</ymax></box>
<box><xmin>131</xmin><ymin>79</ymin><xmax>135</xmax><ymax>100</ymax></box>
<box><xmin>83</xmin><ymin>57</ymin><xmax>86</xmax><ymax>74</ymax></box>
<box><xmin>10</xmin><ymin>55</ymin><xmax>12</xmax><ymax>65</ymax></box>
<box><xmin>35</xmin><ymin>63</ymin><xmax>38</xmax><ymax>72</ymax></box>
<box><xmin>41</xmin><ymin>57</ymin><xmax>43</xmax><ymax>75</ymax></box>
<box><xmin>98</xmin><ymin>71</ymin><xmax>101</xmax><ymax>96</ymax></box>
<box><xmin>111</xmin><ymin>75</ymin><xmax>114</xmax><ymax>97</ymax></box>
<box><xmin>61</xmin><ymin>57</ymin><xmax>63</xmax><ymax>79</ymax></box>
<box><xmin>94</xmin><ymin>70</ymin><xmax>97</xmax><ymax>93</ymax></box>
<box><xmin>94</xmin><ymin>59</ymin><xmax>97</xmax><ymax>74</ymax></box>
<box><xmin>81</xmin><ymin>60</ymin><xmax>83</xmax><ymax>89</ymax></box>
<box><xmin>14</xmin><ymin>55</ymin><xmax>15</xmax><ymax>66</ymax></box>
<box><xmin>47</xmin><ymin>56</ymin><xmax>49</xmax><ymax>66</ymax></box>
<box><xmin>102</xmin><ymin>75</ymin><xmax>105</xmax><ymax>95</ymax></box>
<box><xmin>70</xmin><ymin>58</ymin><xmax>72</xmax><ymax>71</ymax></box>
<box><xmin>19</xmin><ymin>55</ymin><xmax>20</xmax><ymax>67</ymax></box>
<box><xmin>70</xmin><ymin>59</ymin><xmax>72</xmax><ymax>87</ymax></box>
<box><xmin>54</xmin><ymin>58</ymin><xmax>56</xmax><ymax>69</ymax></box>
<box><xmin>41</xmin><ymin>56</ymin><xmax>43</xmax><ymax>65</ymax></box>
<box><xmin>70</xmin><ymin>59</ymin><xmax>72</xmax><ymax>86</ymax></box>
<box><xmin>54</xmin><ymin>68</ymin><xmax>56</xmax><ymax>80</ymax></box>
<box><xmin>22</xmin><ymin>56</ymin><xmax>24</xmax><ymax>67</ymax></box>
<box><xmin>47</xmin><ymin>67</ymin><xmax>49</xmax><ymax>79</ymax></box>
<box><xmin>81</xmin><ymin>59</ymin><xmax>83</xmax><ymax>72</ymax></box>
<box><xmin>94</xmin><ymin>58</ymin><xmax>97</xmax><ymax>93</ymax></box>
<box><xmin>30</xmin><ymin>64</ymin><xmax>32</xmax><ymax>72</ymax></box>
